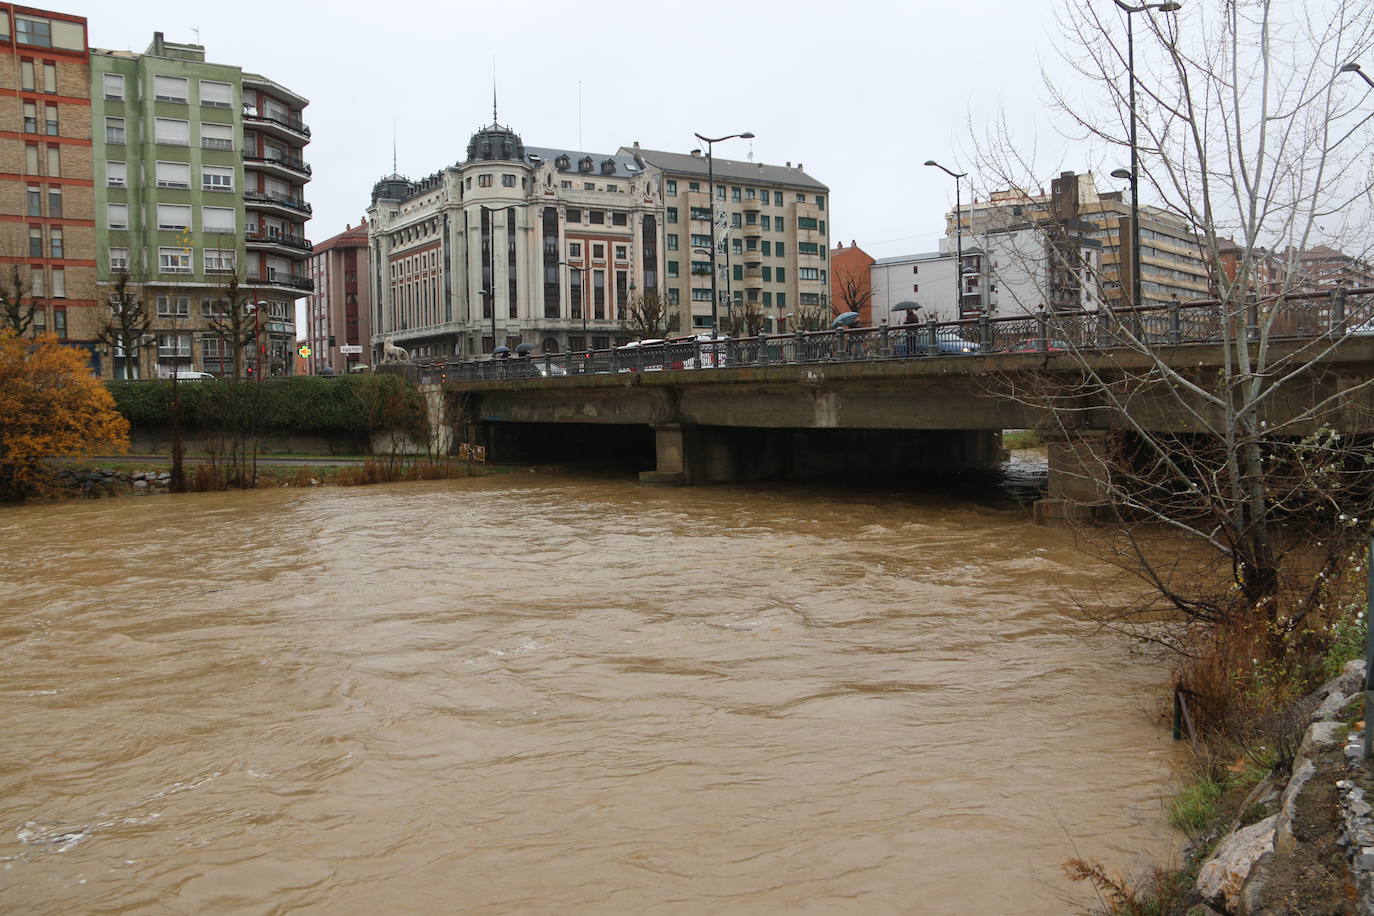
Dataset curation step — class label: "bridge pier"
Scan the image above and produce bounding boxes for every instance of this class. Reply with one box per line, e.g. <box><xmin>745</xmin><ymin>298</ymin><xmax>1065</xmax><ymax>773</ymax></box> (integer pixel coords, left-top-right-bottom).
<box><xmin>1033</xmin><ymin>430</ymin><xmax>1115</xmax><ymax>526</ymax></box>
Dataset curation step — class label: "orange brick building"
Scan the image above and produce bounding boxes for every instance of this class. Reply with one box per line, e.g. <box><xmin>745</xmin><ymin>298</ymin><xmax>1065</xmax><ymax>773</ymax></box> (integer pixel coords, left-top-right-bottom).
<box><xmin>830</xmin><ymin>240</ymin><xmax>874</xmax><ymax>325</ymax></box>
<box><xmin>0</xmin><ymin>5</ymin><xmax>97</xmax><ymax>363</ymax></box>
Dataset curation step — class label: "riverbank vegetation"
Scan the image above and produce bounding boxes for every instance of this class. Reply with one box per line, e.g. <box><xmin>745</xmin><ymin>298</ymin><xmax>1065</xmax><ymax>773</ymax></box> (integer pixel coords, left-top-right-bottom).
<box><xmin>0</xmin><ymin>330</ymin><xmax>130</xmax><ymax>502</ymax></box>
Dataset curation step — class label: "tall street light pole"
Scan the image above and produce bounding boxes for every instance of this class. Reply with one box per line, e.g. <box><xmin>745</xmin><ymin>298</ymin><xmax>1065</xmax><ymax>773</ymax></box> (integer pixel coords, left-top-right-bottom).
<box><xmin>1114</xmin><ymin>0</ymin><xmax>1182</xmax><ymax>310</ymax></box>
<box><xmin>924</xmin><ymin>160</ymin><xmax>967</xmax><ymax>316</ymax></box>
<box><xmin>694</xmin><ymin>130</ymin><xmax>754</xmax><ymax>337</ymax></box>
<box><xmin>1342</xmin><ymin>61</ymin><xmax>1374</xmax><ymax>89</ymax></box>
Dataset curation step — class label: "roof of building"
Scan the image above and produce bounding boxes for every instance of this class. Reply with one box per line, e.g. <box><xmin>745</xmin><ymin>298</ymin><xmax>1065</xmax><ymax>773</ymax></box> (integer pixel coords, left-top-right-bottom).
<box><xmin>524</xmin><ymin>147</ymin><xmax>646</xmax><ymax>180</ymax></box>
<box><xmin>622</xmin><ymin>145</ymin><xmax>828</xmax><ymax>191</ymax></box>
<box><xmin>314</xmin><ymin>219</ymin><xmax>369</xmax><ymax>254</ymax></box>
<box><xmin>465</xmin><ymin>121</ymin><xmax>526</xmax><ymax>163</ymax></box>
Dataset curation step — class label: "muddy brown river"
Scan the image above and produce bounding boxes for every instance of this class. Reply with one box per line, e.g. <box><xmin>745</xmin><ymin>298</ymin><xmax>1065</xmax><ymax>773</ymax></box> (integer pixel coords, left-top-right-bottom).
<box><xmin>0</xmin><ymin>471</ymin><xmax>1182</xmax><ymax>913</ymax></box>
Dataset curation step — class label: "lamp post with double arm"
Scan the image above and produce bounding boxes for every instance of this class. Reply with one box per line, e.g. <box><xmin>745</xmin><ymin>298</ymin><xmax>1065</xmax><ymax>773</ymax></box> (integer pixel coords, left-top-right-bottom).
<box><xmin>693</xmin><ymin>131</ymin><xmax>754</xmax><ymax>337</ymax></box>
<box><xmin>1114</xmin><ymin>0</ymin><xmax>1182</xmax><ymax>310</ymax></box>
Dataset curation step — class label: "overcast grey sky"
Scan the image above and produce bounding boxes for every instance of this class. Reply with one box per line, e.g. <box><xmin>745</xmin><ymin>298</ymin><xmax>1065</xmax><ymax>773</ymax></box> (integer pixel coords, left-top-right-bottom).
<box><xmin>69</xmin><ymin>0</ymin><xmax>1078</xmax><ymax>261</ymax></box>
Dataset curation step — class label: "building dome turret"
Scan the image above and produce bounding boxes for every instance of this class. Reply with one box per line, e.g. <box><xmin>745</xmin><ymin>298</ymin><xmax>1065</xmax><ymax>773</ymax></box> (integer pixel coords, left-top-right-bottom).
<box><xmin>465</xmin><ymin>122</ymin><xmax>525</xmax><ymax>163</ymax></box>
<box><xmin>371</xmin><ymin>173</ymin><xmax>414</xmax><ymax>204</ymax></box>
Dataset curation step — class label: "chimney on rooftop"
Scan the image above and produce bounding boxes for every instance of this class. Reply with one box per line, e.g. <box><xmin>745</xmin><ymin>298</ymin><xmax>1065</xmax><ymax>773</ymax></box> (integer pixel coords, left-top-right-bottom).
<box><xmin>786</xmin><ymin>161</ymin><xmax>791</xmax><ymax>168</ymax></box>
<box><xmin>690</xmin><ymin>149</ymin><xmax>701</xmax><ymax>157</ymax></box>
<box><xmin>797</xmin><ymin>162</ymin><xmax>803</xmax><ymax>170</ymax></box>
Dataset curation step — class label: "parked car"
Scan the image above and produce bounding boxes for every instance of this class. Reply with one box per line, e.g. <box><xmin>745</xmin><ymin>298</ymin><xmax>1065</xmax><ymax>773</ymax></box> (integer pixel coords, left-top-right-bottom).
<box><xmin>1004</xmin><ymin>338</ymin><xmax>1070</xmax><ymax>353</ymax></box>
<box><xmin>892</xmin><ymin>330</ymin><xmax>981</xmax><ymax>356</ymax></box>
<box><xmin>616</xmin><ymin>338</ymin><xmax>672</xmax><ymax>371</ymax></box>
<box><xmin>163</xmin><ymin>370</ymin><xmax>215</xmax><ymax>380</ymax></box>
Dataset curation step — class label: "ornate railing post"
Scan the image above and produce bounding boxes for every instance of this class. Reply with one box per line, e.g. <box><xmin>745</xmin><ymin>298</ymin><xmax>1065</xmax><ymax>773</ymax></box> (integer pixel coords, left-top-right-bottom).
<box><xmin>978</xmin><ymin>312</ymin><xmax>992</xmax><ymax>351</ymax></box>
<box><xmin>1168</xmin><ymin>294</ymin><xmax>1181</xmax><ymax>345</ymax></box>
<box><xmin>1333</xmin><ymin>285</ymin><xmax>1348</xmax><ymax>334</ymax></box>
<box><xmin>832</xmin><ymin>326</ymin><xmax>844</xmax><ymax>361</ymax></box>
<box><xmin>1097</xmin><ymin>306</ymin><xmax>1113</xmax><ymax>348</ymax></box>
<box><xmin>879</xmin><ymin>321</ymin><xmax>891</xmax><ymax>358</ymax></box>
<box><xmin>926</xmin><ymin>316</ymin><xmax>940</xmax><ymax>356</ymax></box>
<box><xmin>794</xmin><ymin>329</ymin><xmax>805</xmax><ymax>363</ymax></box>
<box><xmin>1246</xmin><ymin>289</ymin><xmax>1260</xmax><ymax>342</ymax></box>
<box><xmin>1036</xmin><ymin>307</ymin><xmax>1048</xmax><ymax>351</ymax></box>
<box><xmin>756</xmin><ymin>331</ymin><xmax>767</xmax><ymax>365</ymax></box>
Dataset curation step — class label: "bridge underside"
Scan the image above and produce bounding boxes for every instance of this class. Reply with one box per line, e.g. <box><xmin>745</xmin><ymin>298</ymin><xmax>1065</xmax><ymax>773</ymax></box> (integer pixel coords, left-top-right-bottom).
<box><xmin>481</xmin><ymin>421</ymin><xmax>1003</xmax><ymax>486</ymax></box>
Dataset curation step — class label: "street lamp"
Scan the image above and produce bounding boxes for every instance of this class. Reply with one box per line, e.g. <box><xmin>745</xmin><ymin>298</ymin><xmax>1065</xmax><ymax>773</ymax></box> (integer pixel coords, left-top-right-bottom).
<box><xmin>693</xmin><ymin>130</ymin><xmax>754</xmax><ymax>337</ymax></box>
<box><xmin>924</xmin><ymin>160</ymin><xmax>968</xmax><ymax>315</ymax></box>
<box><xmin>1342</xmin><ymin>61</ymin><xmax>1374</xmax><ymax>89</ymax></box>
<box><xmin>558</xmin><ymin>261</ymin><xmax>586</xmax><ymax>346</ymax></box>
<box><xmin>1114</xmin><ymin>0</ymin><xmax>1183</xmax><ymax>310</ymax></box>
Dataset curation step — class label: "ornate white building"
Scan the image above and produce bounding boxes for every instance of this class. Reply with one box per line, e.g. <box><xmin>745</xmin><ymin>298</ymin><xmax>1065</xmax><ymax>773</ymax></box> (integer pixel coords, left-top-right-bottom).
<box><xmin>367</xmin><ymin>119</ymin><xmax>666</xmax><ymax>360</ymax></box>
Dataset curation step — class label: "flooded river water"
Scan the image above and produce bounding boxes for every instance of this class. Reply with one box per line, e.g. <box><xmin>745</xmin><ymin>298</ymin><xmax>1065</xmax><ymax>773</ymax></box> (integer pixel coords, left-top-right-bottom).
<box><xmin>0</xmin><ymin>469</ymin><xmax>1182</xmax><ymax>913</ymax></box>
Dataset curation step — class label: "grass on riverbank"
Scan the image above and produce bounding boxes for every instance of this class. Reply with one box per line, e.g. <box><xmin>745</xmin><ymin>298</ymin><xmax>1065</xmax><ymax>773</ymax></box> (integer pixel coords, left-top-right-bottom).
<box><xmin>1003</xmin><ymin>429</ymin><xmax>1044</xmax><ymax>449</ymax></box>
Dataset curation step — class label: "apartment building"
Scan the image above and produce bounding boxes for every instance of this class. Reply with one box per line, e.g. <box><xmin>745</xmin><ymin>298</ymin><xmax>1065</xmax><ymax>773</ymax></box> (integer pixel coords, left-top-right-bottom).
<box><xmin>952</xmin><ymin>171</ymin><xmax>1209</xmax><ymax>310</ymax></box>
<box><xmin>0</xmin><ymin>5</ymin><xmax>97</xmax><ymax>361</ymax></box>
<box><xmin>368</xmin><ymin>119</ymin><xmax>666</xmax><ymax>359</ymax></box>
<box><xmin>1285</xmin><ymin>244</ymin><xmax>1374</xmax><ymax>292</ymax></box>
<box><xmin>305</xmin><ymin>219</ymin><xmax>371</xmax><ymax>374</ymax></box>
<box><xmin>90</xmin><ymin>32</ymin><xmax>311</xmax><ymax>378</ymax></box>
<box><xmin>621</xmin><ymin>144</ymin><xmax>829</xmax><ymax>334</ymax></box>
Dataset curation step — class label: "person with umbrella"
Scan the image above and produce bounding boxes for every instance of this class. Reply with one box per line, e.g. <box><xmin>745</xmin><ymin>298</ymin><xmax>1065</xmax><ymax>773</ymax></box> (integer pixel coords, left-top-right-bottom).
<box><xmin>891</xmin><ymin>300</ymin><xmax>922</xmax><ymax>357</ymax></box>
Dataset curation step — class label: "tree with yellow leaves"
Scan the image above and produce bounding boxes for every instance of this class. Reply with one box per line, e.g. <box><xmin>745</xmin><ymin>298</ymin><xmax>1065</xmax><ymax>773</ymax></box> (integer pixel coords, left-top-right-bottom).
<box><xmin>0</xmin><ymin>329</ymin><xmax>130</xmax><ymax>501</ymax></box>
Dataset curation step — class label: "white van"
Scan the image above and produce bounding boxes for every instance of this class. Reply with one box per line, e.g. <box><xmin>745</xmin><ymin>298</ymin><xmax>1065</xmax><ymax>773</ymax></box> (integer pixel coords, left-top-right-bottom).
<box><xmin>164</xmin><ymin>370</ymin><xmax>215</xmax><ymax>380</ymax></box>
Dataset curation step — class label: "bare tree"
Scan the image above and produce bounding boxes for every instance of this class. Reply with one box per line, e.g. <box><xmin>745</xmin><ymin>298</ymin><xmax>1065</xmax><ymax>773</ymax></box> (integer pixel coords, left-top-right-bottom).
<box><xmin>94</xmin><ymin>272</ymin><xmax>153</xmax><ymax>379</ymax></box>
<box><xmin>832</xmin><ymin>263</ymin><xmax>871</xmax><ymax>321</ymax></box>
<box><xmin>205</xmin><ymin>272</ymin><xmax>259</xmax><ymax>379</ymax></box>
<box><xmin>620</xmin><ymin>289</ymin><xmax>678</xmax><ymax>339</ymax></box>
<box><xmin>0</xmin><ymin>263</ymin><xmax>39</xmax><ymax>337</ymax></box>
<box><xmin>722</xmin><ymin>298</ymin><xmax>766</xmax><ymax>337</ymax></box>
<box><xmin>979</xmin><ymin>0</ymin><xmax>1374</xmax><ymax>670</ymax></box>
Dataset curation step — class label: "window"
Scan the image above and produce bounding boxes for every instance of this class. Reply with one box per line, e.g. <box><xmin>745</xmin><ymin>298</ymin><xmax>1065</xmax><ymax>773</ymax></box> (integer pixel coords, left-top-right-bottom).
<box><xmin>47</xmin><ymin>188</ymin><xmax>61</xmax><ymax>219</ymax></box>
<box><xmin>44</xmin><ymin>104</ymin><xmax>58</xmax><ymax>135</ymax></box>
<box><xmin>690</xmin><ymin>206</ymin><xmax>712</xmax><ymax>220</ymax></box>
<box><xmin>153</xmin><ymin>75</ymin><xmax>188</xmax><ymax>102</ymax></box>
<box><xmin>42</xmin><ymin>62</ymin><xmax>56</xmax><ymax>94</ymax></box>
<box><xmin>774</xmin><ymin>191</ymin><xmax>783</xmax><ymax>206</ymax></box>
<box><xmin>692</xmin><ymin>288</ymin><xmax>712</xmax><ymax>301</ymax></box>
<box><xmin>800</xmin><ymin>267</ymin><xmax>820</xmax><ymax>280</ymax></box>
<box><xmin>101</xmin><ymin>72</ymin><xmax>125</xmax><ymax>100</ymax></box>
<box><xmin>156</xmin><ymin>295</ymin><xmax>190</xmax><ymax>316</ymax></box>
<box><xmin>560</xmin><ymin>180</ymin><xmax>571</xmax><ymax>189</ymax></box>
<box><xmin>23</xmin><ymin>102</ymin><xmax>37</xmax><ymax>133</ymax></box>
<box><xmin>29</xmin><ymin>227</ymin><xmax>43</xmax><ymax>257</ymax></box>
<box><xmin>30</xmin><ymin>268</ymin><xmax>45</xmax><ymax>298</ymax></box>
<box><xmin>204</xmin><ymin>249</ymin><xmax>235</xmax><ymax>272</ymax></box>
<box><xmin>154</xmin><ymin>117</ymin><xmax>189</xmax><ymax>145</ymax></box>
<box><xmin>911</xmin><ymin>265</ymin><xmax>919</xmax><ymax>274</ymax></box>
<box><xmin>567</xmin><ymin>208</ymin><xmax>581</xmax><ymax>222</ymax></box>
<box><xmin>16</xmin><ymin>17</ymin><xmax>51</xmax><ymax>47</ymax></box>
<box><xmin>476</xmin><ymin>173</ymin><xmax>492</xmax><ymax>188</ymax></box>
<box><xmin>202</xmin><ymin>206</ymin><xmax>236</xmax><ymax>233</ymax></box>
<box><xmin>761</xmin><ymin>215</ymin><xmax>771</xmax><ymax>231</ymax></box>
<box><xmin>155</xmin><ymin>160</ymin><xmax>191</xmax><ymax>188</ymax></box>
<box><xmin>158</xmin><ymin>332</ymin><xmax>191</xmax><ymax>358</ymax></box>
<box><xmin>201</xmin><ymin>122</ymin><xmax>232</xmax><ymax>150</ymax></box>
<box><xmin>776</xmin><ymin>292</ymin><xmax>786</xmax><ymax>308</ymax></box>
<box><xmin>592</xmin><ymin>244</ymin><xmax>605</xmax><ymax>259</ymax></box>
<box><xmin>776</xmin><ymin>242</ymin><xmax>785</xmax><ymax>256</ymax></box>
<box><xmin>666</xmin><ymin>234</ymin><xmax>678</xmax><ymax>251</ymax></box>
<box><xmin>731</xmin><ymin>213</ymin><xmax>742</xmax><ymax>228</ymax></box>
<box><xmin>612</xmin><ymin>212</ymin><xmax>627</xmax><ymax>226</ymax></box>
<box><xmin>716</xmin><ymin>186</ymin><xmax>726</xmax><ymax>200</ymax></box>
<box><xmin>21</xmin><ymin>59</ymin><xmax>34</xmax><ymax>90</ymax></box>
<box><xmin>201</xmin><ymin>299</ymin><xmax>229</xmax><ymax>319</ymax></box>
<box><xmin>796</xmin><ymin>193</ymin><xmax>806</xmax><ymax>202</ymax></box>
<box><xmin>746</xmin><ymin>188</ymin><xmax>756</xmax><ymax>200</ymax></box>
<box><xmin>815</xmin><ymin>195</ymin><xmax>825</xmax><ymax>210</ymax></box>
<box><xmin>27</xmin><ymin>187</ymin><xmax>40</xmax><ymax>217</ymax></box>
<box><xmin>798</xmin><ymin>217</ymin><xmax>818</xmax><ymax>230</ymax></box>
<box><xmin>589</xmin><ymin>211</ymin><xmax>605</xmax><ymax>224</ymax></box>
<box><xmin>109</xmin><ymin>247</ymin><xmax>129</xmax><ymax>271</ymax></box>
<box><xmin>615</xmin><ymin>245</ymin><xmax>628</xmax><ymax>260</ymax></box>
<box><xmin>762</xmin><ymin>267</ymin><xmax>772</xmax><ymax>282</ymax></box>
<box><xmin>820</xmin><ymin>220</ymin><xmax>826</xmax><ymax>235</ymax></box>
<box><xmin>691</xmin><ymin>260</ymin><xmax>711</xmax><ymax>275</ymax></box>
<box><xmin>46</xmin><ymin>145</ymin><xmax>58</xmax><ymax>176</ymax></box>
<box><xmin>501</xmin><ymin>174</ymin><xmax>516</xmax><ymax>187</ymax></box>
<box><xmin>691</xmin><ymin>234</ymin><xmax>711</xmax><ymax>248</ymax></box>
<box><xmin>25</xmin><ymin>144</ymin><xmax>38</xmax><ymax>173</ymax></box>
<box><xmin>666</xmin><ymin>179</ymin><xmax>677</xmax><ymax>195</ymax></box>
<box><xmin>605</xmin><ymin>184</ymin><xmax>618</xmax><ymax>193</ymax></box>
<box><xmin>568</xmin><ymin>242</ymin><xmax>582</xmax><ymax>257</ymax></box>
<box><xmin>666</xmin><ymin>288</ymin><xmax>680</xmax><ymax>305</ymax></box>
<box><xmin>798</xmin><ymin>242</ymin><xmax>819</xmax><ymax>255</ymax></box>
<box><xmin>731</xmin><ymin>187</ymin><xmax>741</xmax><ymax>202</ymax></box>
<box><xmin>106</xmin><ymin>160</ymin><xmax>127</xmax><ymax>187</ymax></box>
<box><xmin>202</xmin><ymin>164</ymin><xmax>233</xmax><ymax>191</ymax></box>
<box><xmin>50</xmin><ymin>268</ymin><xmax>64</xmax><ymax>298</ymax></box>
<box><xmin>667</xmin><ymin>261</ymin><xmax>679</xmax><ymax>278</ymax></box>
<box><xmin>776</xmin><ymin>267</ymin><xmax>786</xmax><ymax>283</ymax></box>
<box><xmin>157</xmin><ymin>204</ymin><xmax>191</xmax><ymax>230</ymax></box>
<box><xmin>732</xmin><ymin>264</ymin><xmax>742</xmax><ymax>281</ymax></box>
<box><xmin>584</xmin><ymin>182</ymin><xmax>595</xmax><ymax>190</ymax></box>
<box><xmin>53</xmin><ymin>306</ymin><xmax>66</xmax><ymax>335</ymax></box>
<box><xmin>108</xmin><ymin>203</ymin><xmax>129</xmax><ymax>230</ymax></box>
<box><xmin>800</xmin><ymin>293</ymin><xmax>820</xmax><ymax>306</ymax></box>
<box><xmin>667</xmin><ymin>207</ymin><xmax>678</xmax><ymax>223</ymax></box>
<box><xmin>159</xmin><ymin>250</ymin><xmax>191</xmax><ymax>274</ymax></box>
<box><xmin>762</xmin><ymin>241</ymin><xmax>771</xmax><ymax>256</ymax></box>
<box><xmin>200</xmin><ymin>80</ymin><xmax>232</xmax><ymax>108</ymax></box>
<box><xmin>732</xmin><ymin>239</ymin><xmax>742</xmax><ymax>255</ymax></box>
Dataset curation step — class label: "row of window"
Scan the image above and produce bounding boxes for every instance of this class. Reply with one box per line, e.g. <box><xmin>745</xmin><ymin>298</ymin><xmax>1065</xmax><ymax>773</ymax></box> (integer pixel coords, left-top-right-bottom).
<box><xmin>106</xmin><ymin>203</ymin><xmax>238</xmax><ymax>234</ymax></box>
<box><xmin>104</xmin><ymin>160</ymin><xmax>236</xmax><ymax>191</ymax></box>
<box><xmin>101</xmin><ymin>73</ymin><xmax>234</xmax><ymax>107</ymax></box>
<box><xmin>24</xmin><ymin>185</ymin><xmax>63</xmax><ymax>218</ymax></box>
<box><xmin>664</xmin><ymin>181</ymin><xmax>826</xmax><ymax>210</ymax></box>
<box><xmin>104</xmin><ymin>116</ymin><xmax>233</xmax><ymax>148</ymax></box>
<box><xmin>24</xmin><ymin>265</ymin><xmax>67</xmax><ymax>299</ymax></box>
<box><xmin>565</xmin><ymin>242</ymin><xmax>629</xmax><ymax>261</ymax></box>
<box><xmin>145</xmin><ymin>247</ymin><xmax>236</xmax><ymax>274</ymax></box>
<box><xmin>18</xmin><ymin>58</ymin><xmax>58</xmax><ymax>94</ymax></box>
<box><xmin>567</xmin><ymin>209</ymin><xmax>629</xmax><ymax>227</ymax></box>
<box><xmin>21</xmin><ymin>101</ymin><xmax>59</xmax><ymax>135</ymax></box>
<box><xmin>27</xmin><ymin>225</ymin><xmax>64</xmax><ymax>258</ymax></box>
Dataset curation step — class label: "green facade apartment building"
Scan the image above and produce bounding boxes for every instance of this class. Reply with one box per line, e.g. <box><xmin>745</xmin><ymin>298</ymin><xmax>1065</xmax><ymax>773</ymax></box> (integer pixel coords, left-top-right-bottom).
<box><xmin>90</xmin><ymin>32</ymin><xmax>311</xmax><ymax>377</ymax></box>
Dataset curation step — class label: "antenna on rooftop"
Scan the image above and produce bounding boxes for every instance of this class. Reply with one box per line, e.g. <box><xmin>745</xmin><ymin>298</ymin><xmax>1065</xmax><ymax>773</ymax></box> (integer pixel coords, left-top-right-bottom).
<box><xmin>578</xmin><ymin>81</ymin><xmax>583</xmax><ymax>151</ymax></box>
<box><xmin>191</xmin><ymin>25</ymin><xmax>200</xmax><ymax>44</ymax></box>
<box><xmin>492</xmin><ymin>57</ymin><xmax>498</xmax><ymax>124</ymax></box>
<box><xmin>392</xmin><ymin>118</ymin><xmax>397</xmax><ymax>174</ymax></box>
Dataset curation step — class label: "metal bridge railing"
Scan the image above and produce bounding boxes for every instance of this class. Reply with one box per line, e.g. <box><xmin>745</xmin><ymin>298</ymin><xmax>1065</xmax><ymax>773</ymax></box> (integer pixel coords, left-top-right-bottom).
<box><xmin>416</xmin><ymin>288</ymin><xmax>1374</xmax><ymax>385</ymax></box>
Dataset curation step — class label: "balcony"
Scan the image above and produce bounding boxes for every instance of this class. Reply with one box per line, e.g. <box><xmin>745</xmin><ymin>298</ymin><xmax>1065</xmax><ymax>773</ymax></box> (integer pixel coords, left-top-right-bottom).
<box><xmin>742</xmin><ymin>222</ymin><xmax>762</xmax><ymax>239</ymax></box>
<box><xmin>244</xmin><ymin>189</ymin><xmax>313</xmax><ymax>216</ymax></box>
<box><xmin>243</xmin><ymin>151</ymin><xmax>312</xmax><ymax>180</ymax></box>
<box><xmin>247</xmin><ymin>269</ymin><xmax>314</xmax><ymax>293</ymax></box>
<box><xmin>242</xmin><ymin>107</ymin><xmax>311</xmax><ymax>142</ymax></box>
<box><xmin>245</xmin><ymin>230</ymin><xmax>313</xmax><ymax>254</ymax></box>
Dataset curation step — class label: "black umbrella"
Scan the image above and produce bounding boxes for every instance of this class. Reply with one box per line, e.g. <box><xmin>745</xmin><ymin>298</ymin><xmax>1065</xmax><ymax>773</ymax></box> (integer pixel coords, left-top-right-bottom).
<box><xmin>492</xmin><ymin>346</ymin><xmax>511</xmax><ymax>358</ymax></box>
<box><xmin>831</xmin><ymin>311</ymin><xmax>861</xmax><ymax>329</ymax></box>
<box><xmin>891</xmin><ymin>300</ymin><xmax>922</xmax><ymax>312</ymax></box>
<box><xmin>515</xmin><ymin>342</ymin><xmax>535</xmax><ymax>356</ymax></box>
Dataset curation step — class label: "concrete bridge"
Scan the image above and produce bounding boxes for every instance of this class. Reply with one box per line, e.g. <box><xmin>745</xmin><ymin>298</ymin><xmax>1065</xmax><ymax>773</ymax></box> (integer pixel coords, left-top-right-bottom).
<box><xmin>414</xmin><ymin>290</ymin><xmax>1374</xmax><ymax>519</ymax></box>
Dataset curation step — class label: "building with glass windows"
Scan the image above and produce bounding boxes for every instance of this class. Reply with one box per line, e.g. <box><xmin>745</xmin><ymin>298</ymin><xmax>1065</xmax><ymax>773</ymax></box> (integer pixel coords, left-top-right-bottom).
<box><xmin>0</xmin><ymin>5</ymin><xmax>98</xmax><ymax>361</ymax></box>
<box><xmin>619</xmin><ymin>145</ymin><xmax>830</xmax><ymax>334</ymax></box>
<box><xmin>367</xmin><ymin>120</ymin><xmax>667</xmax><ymax>360</ymax></box>
<box><xmin>89</xmin><ymin>32</ymin><xmax>311</xmax><ymax>377</ymax></box>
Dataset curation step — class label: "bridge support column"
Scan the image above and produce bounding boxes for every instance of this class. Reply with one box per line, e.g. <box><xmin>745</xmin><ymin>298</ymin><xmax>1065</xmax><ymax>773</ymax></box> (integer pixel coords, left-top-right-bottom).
<box><xmin>1034</xmin><ymin>430</ymin><xmax>1114</xmax><ymax>526</ymax></box>
<box><xmin>639</xmin><ymin>424</ymin><xmax>688</xmax><ymax>485</ymax></box>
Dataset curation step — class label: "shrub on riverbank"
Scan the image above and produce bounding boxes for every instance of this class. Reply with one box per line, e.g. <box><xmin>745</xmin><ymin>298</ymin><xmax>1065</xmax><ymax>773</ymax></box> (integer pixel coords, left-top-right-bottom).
<box><xmin>106</xmin><ymin>374</ymin><xmax>423</xmax><ymax>437</ymax></box>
